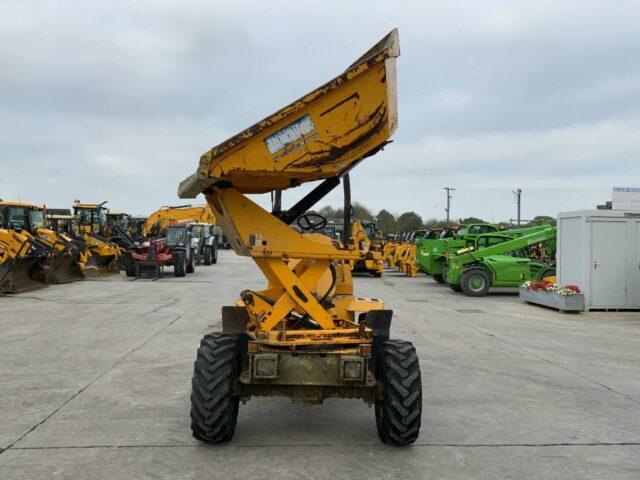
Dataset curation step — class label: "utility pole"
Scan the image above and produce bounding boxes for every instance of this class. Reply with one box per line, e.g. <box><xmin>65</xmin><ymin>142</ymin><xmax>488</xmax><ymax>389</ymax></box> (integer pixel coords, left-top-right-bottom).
<box><xmin>513</xmin><ymin>188</ymin><xmax>522</xmax><ymax>225</ymax></box>
<box><xmin>443</xmin><ymin>187</ymin><xmax>455</xmax><ymax>222</ymax></box>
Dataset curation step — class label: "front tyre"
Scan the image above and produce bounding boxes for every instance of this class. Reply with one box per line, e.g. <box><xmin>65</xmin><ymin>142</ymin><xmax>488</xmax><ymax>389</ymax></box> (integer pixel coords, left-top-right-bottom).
<box><xmin>173</xmin><ymin>251</ymin><xmax>186</xmax><ymax>277</ymax></box>
<box><xmin>375</xmin><ymin>339</ymin><xmax>422</xmax><ymax>445</ymax></box>
<box><xmin>186</xmin><ymin>250</ymin><xmax>195</xmax><ymax>273</ymax></box>
<box><xmin>203</xmin><ymin>246</ymin><xmax>213</xmax><ymax>265</ymax></box>
<box><xmin>190</xmin><ymin>333</ymin><xmax>240</xmax><ymax>443</ymax></box>
<box><xmin>460</xmin><ymin>268</ymin><xmax>492</xmax><ymax>297</ymax></box>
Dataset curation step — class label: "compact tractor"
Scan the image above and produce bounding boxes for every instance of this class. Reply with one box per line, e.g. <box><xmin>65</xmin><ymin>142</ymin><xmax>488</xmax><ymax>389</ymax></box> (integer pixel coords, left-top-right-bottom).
<box><xmin>130</xmin><ymin>222</ymin><xmax>197</xmax><ymax>278</ymax></box>
<box><xmin>188</xmin><ymin>222</ymin><xmax>218</xmax><ymax>265</ymax></box>
<box><xmin>179</xmin><ymin>29</ymin><xmax>421</xmax><ymax>445</ymax></box>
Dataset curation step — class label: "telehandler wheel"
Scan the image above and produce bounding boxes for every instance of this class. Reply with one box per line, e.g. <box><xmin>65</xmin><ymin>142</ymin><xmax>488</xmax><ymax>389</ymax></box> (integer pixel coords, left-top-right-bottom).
<box><xmin>190</xmin><ymin>333</ymin><xmax>240</xmax><ymax>444</ymax></box>
<box><xmin>432</xmin><ymin>273</ymin><xmax>444</xmax><ymax>284</ymax></box>
<box><xmin>212</xmin><ymin>244</ymin><xmax>218</xmax><ymax>264</ymax></box>
<box><xmin>124</xmin><ymin>255</ymin><xmax>136</xmax><ymax>278</ymax></box>
<box><xmin>203</xmin><ymin>246</ymin><xmax>213</xmax><ymax>265</ymax></box>
<box><xmin>449</xmin><ymin>283</ymin><xmax>462</xmax><ymax>293</ymax></box>
<box><xmin>186</xmin><ymin>251</ymin><xmax>195</xmax><ymax>274</ymax></box>
<box><xmin>460</xmin><ymin>268</ymin><xmax>491</xmax><ymax>297</ymax></box>
<box><xmin>173</xmin><ymin>251</ymin><xmax>186</xmax><ymax>277</ymax></box>
<box><xmin>375</xmin><ymin>339</ymin><xmax>422</xmax><ymax>446</ymax></box>
<box><xmin>373</xmin><ymin>271</ymin><xmax>382</xmax><ymax>278</ymax></box>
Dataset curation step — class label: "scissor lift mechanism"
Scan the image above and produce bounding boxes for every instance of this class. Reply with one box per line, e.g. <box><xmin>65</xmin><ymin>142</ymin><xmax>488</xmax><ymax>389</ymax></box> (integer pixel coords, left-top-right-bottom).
<box><xmin>179</xmin><ymin>29</ymin><xmax>421</xmax><ymax>445</ymax></box>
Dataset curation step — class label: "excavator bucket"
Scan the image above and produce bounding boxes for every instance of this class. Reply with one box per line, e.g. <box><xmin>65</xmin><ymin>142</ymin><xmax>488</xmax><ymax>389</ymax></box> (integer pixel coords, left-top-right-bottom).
<box><xmin>41</xmin><ymin>254</ymin><xmax>85</xmax><ymax>284</ymax></box>
<box><xmin>0</xmin><ymin>256</ymin><xmax>47</xmax><ymax>294</ymax></box>
<box><xmin>83</xmin><ymin>254</ymin><xmax>120</xmax><ymax>277</ymax></box>
<box><xmin>179</xmin><ymin>28</ymin><xmax>400</xmax><ymax>197</ymax></box>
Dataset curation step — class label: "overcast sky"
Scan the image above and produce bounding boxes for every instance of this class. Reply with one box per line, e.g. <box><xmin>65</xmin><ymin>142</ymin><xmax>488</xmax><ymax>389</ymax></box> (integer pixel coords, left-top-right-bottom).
<box><xmin>2</xmin><ymin>1</ymin><xmax>639</xmax><ymax>222</ymax></box>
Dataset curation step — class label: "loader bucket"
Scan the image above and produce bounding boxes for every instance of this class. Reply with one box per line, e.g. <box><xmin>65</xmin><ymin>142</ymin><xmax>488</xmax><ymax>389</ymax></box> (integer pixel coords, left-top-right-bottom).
<box><xmin>42</xmin><ymin>254</ymin><xmax>85</xmax><ymax>284</ymax></box>
<box><xmin>179</xmin><ymin>28</ymin><xmax>400</xmax><ymax>197</ymax></box>
<box><xmin>0</xmin><ymin>256</ymin><xmax>47</xmax><ymax>294</ymax></box>
<box><xmin>83</xmin><ymin>254</ymin><xmax>120</xmax><ymax>277</ymax></box>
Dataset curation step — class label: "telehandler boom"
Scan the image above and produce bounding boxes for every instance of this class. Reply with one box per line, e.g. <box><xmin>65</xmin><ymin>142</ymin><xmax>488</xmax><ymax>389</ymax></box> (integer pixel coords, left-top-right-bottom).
<box><xmin>179</xmin><ymin>29</ymin><xmax>421</xmax><ymax>445</ymax></box>
<box><xmin>445</xmin><ymin>227</ymin><xmax>557</xmax><ymax>296</ymax></box>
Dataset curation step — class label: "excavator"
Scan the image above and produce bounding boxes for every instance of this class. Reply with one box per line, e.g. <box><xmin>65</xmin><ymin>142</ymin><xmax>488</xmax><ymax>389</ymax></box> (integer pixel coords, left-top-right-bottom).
<box><xmin>143</xmin><ymin>204</ymin><xmax>216</xmax><ymax>238</ymax></box>
<box><xmin>348</xmin><ymin>220</ymin><xmax>384</xmax><ymax>276</ymax></box>
<box><xmin>0</xmin><ymin>201</ymin><xmax>85</xmax><ymax>286</ymax></box>
<box><xmin>179</xmin><ymin>29</ymin><xmax>421</xmax><ymax>445</ymax></box>
<box><xmin>72</xmin><ymin>201</ymin><xmax>122</xmax><ymax>276</ymax></box>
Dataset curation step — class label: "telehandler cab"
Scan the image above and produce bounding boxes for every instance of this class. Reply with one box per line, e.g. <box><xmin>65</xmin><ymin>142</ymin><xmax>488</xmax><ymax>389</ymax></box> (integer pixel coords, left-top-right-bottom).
<box><xmin>179</xmin><ymin>29</ymin><xmax>421</xmax><ymax>445</ymax></box>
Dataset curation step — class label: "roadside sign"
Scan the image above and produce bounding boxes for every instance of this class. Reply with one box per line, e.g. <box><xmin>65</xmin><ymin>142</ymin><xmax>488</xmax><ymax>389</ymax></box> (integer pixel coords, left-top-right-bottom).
<box><xmin>612</xmin><ymin>187</ymin><xmax>640</xmax><ymax>211</ymax></box>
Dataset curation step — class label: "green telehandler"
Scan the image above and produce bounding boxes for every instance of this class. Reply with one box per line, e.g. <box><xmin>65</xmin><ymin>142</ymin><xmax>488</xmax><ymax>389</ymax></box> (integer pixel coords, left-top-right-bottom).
<box><xmin>444</xmin><ymin>227</ymin><xmax>557</xmax><ymax>297</ymax></box>
<box><xmin>416</xmin><ymin>223</ymin><xmax>547</xmax><ymax>283</ymax></box>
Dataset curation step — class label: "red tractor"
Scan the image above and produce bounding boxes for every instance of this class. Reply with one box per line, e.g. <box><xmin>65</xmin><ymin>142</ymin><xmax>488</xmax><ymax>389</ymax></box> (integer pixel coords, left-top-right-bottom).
<box><xmin>130</xmin><ymin>223</ymin><xmax>196</xmax><ymax>278</ymax></box>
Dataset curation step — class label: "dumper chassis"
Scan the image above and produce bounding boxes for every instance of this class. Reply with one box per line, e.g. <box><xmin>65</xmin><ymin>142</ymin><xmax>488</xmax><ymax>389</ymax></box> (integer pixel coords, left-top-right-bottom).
<box><xmin>181</xmin><ymin>29</ymin><xmax>421</xmax><ymax>445</ymax></box>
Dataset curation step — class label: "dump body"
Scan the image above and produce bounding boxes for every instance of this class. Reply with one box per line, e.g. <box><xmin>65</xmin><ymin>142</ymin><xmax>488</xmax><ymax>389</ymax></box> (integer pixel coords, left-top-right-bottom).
<box><xmin>179</xmin><ymin>29</ymin><xmax>399</xmax><ymax>197</ymax></box>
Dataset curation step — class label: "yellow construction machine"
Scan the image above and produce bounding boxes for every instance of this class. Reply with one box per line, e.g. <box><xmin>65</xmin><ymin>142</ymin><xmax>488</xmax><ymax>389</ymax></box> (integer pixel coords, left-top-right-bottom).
<box><xmin>180</xmin><ymin>29</ymin><xmax>421</xmax><ymax>445</ymax></box>
<box><xmin>72</xmin><ymin>201</ymin><xmax>122</xmax><ymax>275</ymax></box>
<box><xmin>0</xmin><ymin>201</ymin><xmax>85</xmax><ymax>286</ymax></box>
<box><xmin>143</xmin><ymin>204</ymin><xmax>216</xmax><ymax>238</ymax></box>
<box><xmin>0</xmin><ymin>227</ymin><xmax>49</xmax><ymax>293</ymax></box>
<box><xmin>348</xmin><ymin>220</ymin><xmax>384</xmax><ymax>276</ymax></box>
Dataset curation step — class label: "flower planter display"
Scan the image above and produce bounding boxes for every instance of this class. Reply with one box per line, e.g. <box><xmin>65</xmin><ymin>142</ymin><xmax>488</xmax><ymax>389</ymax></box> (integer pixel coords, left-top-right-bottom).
<box><xmin>519</xmin><ymin>281</ymin><xmax>584</xmax><ymax>313</ymax></box>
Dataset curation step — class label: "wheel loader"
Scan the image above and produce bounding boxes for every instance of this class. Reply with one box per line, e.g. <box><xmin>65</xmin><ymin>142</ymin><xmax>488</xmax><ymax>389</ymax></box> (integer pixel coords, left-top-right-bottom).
<box><xmin>0</xmin><ymin>201</ymin><xmax>85</xmax><ymax>285</ymax></box>
<box><xmin>445</xmin><ymin>227</ymin><xmax>557</xmax><ymax>296</ymax></box>
<box><xmin>179</xmin><ymin>29</ymin><xmax>421</xmax><ymax>445</ymax></box>
<box><xmin>72</xmin><ymin>202</ymin><xmax>122</xmax><ymax>276</ymax></box>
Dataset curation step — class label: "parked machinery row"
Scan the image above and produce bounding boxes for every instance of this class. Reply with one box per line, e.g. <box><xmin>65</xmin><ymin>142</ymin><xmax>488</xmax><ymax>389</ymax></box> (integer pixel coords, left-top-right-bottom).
<box><xmin>415</xmin><ymin>223</ymin><xmax>556</xmax><ymax>296</ymax></box>
<box><xmin>0</xmin><ymin>200</ymin><xmax>223</xmax><ymax>292</ymax></box>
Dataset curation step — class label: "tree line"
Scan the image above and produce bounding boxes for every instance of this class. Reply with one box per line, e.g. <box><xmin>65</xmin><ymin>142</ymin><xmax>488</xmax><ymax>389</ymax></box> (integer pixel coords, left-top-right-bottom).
<box><xmin>315</xmin><ymin>203</ymin><xmax>555</xmax><ymax>235</ymax></box>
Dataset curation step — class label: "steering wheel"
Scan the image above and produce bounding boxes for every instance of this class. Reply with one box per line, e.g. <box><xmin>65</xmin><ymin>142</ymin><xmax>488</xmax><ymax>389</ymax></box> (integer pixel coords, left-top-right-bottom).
<box><xmin>296</xmin><ymin>213</ymin><xmax>327</xmax><ymax>232</ymax></box>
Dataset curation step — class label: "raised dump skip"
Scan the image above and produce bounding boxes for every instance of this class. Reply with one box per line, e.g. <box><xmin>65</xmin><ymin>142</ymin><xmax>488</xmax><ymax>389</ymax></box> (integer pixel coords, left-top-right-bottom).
<box><xmin>179</xmin><ymin>28</ymin><xmax>399</xmax><ymax>196</ymax></box>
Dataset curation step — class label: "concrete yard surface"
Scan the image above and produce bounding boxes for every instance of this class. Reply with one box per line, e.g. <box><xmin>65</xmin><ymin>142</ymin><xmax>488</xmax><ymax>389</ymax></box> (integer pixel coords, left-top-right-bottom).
<box><xmin>1</xmin><ymin>251</ymin><xmax>639</xmax><ymax>479</ymax></box>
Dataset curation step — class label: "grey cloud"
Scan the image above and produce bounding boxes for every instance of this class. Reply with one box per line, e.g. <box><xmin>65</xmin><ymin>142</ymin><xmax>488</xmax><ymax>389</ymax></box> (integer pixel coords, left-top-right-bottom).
<box><xmin>1</xmin><ymin>0</ymin><xmax>640</xmax><ymax>221</ymax></box>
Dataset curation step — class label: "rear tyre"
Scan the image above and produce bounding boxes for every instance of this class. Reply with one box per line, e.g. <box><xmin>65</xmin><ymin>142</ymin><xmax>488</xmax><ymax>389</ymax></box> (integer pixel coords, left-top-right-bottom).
<box><xmin>375</xmin><ymin>339</ymin><xmax>422</xmax><ymax>445</ymax></box>
<box><xmin>190</xmin><ymin>333</ymin><xmax>240</xmax><ymax>443</ymax></box>
<box><xmin>203</xmin><ymin>246</ymin><xmax>213</xmax><ymax>266</ymax></box>
<box><xmin>186</xmin><ymin>251</ymin><xmax>195</xmax><ymax>274</ymax></box>
<box><xmin>212</xmin><ymin>244</ymin><xmax>218</xmax><ymax>264</ymax></box>
<box><xmin>460</xmin><ymin>268</ymin><xmax>492</xmax><ymax>297</ymax></box>
<box><xmin>432</xmin><ymin>273</ymin><xmax>444</xmax><ymax>284</ymax></box>
<box><xmin>173</xmin><ymin>251</ymin><xmax>186</xmax><ymax>277</ymax></box>
<box><xmin>373</xmin><ymin>271</ymin><xmax>382</xmax><ymax>278</ymax></box>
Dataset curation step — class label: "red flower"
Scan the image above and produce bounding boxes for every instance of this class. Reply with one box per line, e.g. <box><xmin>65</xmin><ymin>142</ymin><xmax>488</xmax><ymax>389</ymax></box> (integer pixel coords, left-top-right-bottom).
<box><xmin>564</xmin><ymin>285</ymin><xmax>581</xmax><ymax>293</ymax></box>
